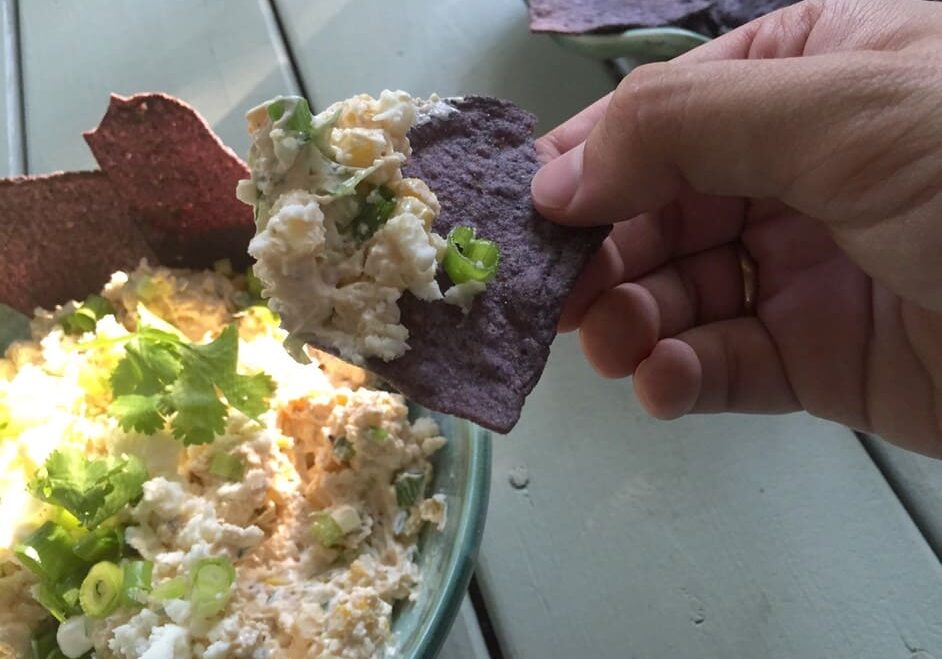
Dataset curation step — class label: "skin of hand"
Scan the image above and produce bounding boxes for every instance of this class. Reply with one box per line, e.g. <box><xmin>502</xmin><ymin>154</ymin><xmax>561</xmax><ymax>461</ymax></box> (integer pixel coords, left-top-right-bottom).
<box><xmin>531</xmin><ymin>0</ymin><xmax>942</xmax><ymax>456</ymax></box>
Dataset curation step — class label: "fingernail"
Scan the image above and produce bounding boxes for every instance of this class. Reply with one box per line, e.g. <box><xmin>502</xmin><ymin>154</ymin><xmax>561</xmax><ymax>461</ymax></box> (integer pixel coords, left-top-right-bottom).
<box><xmin>531</xmin><ymin>142</ymin><xmax>583</xmax><ymax>210</ymax></box>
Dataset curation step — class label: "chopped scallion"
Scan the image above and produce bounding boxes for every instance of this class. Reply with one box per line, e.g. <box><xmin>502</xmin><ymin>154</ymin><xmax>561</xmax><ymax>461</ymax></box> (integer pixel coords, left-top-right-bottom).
<box><xmin>15</xmin><ymin>522</ymin><xmax>86</xmax><ymax>584</ymax></box>
<box><xmin>369</xmin><ymin>426</ymin><xmax>388</xmax><ymax>442</ymax></box>
<box><xmin>332</xmin><ymin>437</ymin><xmax>355</xmax><ymax>463</ymax></box>
<box><xmin>310</xmin><ymin>513</ymin><xmax>345</xmax><ymax>548</ymax></box>
<box><xmin>348</xmin><ymin>186</ymin><xmax>396</xmax><ymax>241</ymax></box>
<box><xmin>79</xmin><ymin>561</ymin><xmax>123</xmax><ymax>619</ymax></box>
<box><xmin>72</xmin><ymin>527</ymin><xmax>123</xmax><ymax>564</ymax></box>
<box><xmin>120</xmin><ymin>560</ymin><xmax>153</xmax><ymax>607</ymax></box>
<box><xmin>395</xmin><ymin>471</ymin><xmax>427</xmax><ymax>509</ymax></box>
<box><xmin>190</xmin><ymin>557</ymin><xmax>236</xmax><ymax>618</ymax></box>
<box><xmin>60</xmin><ymin>295</ymin><xmax>115</xmax><ymax>336</ymax></box>
<box><xmin>209</xmin><ymin>451</ymin><xmax>245</xmax><ymax>482</ymax></box>
<box><xmin>443</xmin><ymin>226</ymin><xmax>500</xmax><ymax>285</ymax></box>
<box><xmin>150</xmin><ymin>576</ymin><xmax>187</xmax><ymax>602</ymax></box>
<box><xmin>213</xmin><ymin>258</ymin><xmax>234</xmax><ymax>276</ymax></box>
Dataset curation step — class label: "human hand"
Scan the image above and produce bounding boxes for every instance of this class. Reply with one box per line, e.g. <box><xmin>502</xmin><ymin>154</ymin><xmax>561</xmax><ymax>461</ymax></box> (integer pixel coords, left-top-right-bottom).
<box><xmin>532</xmin><ymin>0</ymin><xmax>942</xmax><ymax>455</ymax></box>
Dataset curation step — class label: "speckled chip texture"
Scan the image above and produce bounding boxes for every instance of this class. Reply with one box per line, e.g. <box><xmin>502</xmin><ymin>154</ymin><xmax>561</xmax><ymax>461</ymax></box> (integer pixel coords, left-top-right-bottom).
<box><xmin>363</xmin><ymin>97</ymin><xmax>609</xmax><ymax>434</ymax></box>
<box><xmin>0</xmin><ymin>171</ymin><xmax>158</xmax><ymax>314</ymax></box>
<box><xmin>0</xmin><ymin>93</ymin><xmax>255</xmax><ymax>314</ymax></box>
<box><xmin>84</xmin><ymin>93</ymin><xmax>255</xmax><ymax>270</ymax></box>
<box><xmin>529</xmin><ymin>0</ymin><xmax>713</xmax><ymax>34</ymax></box>
<box><xmin>528</xmin><ymin>0</ymin><xmax>797</xmax><ymax>36</ymax></box>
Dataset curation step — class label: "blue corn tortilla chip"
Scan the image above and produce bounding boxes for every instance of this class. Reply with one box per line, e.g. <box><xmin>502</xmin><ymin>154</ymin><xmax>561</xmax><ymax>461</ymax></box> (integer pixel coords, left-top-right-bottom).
<box><xmin>358</xmin><ymin>96</ymin><xmax>609</xmax><ymax>434</ymax></box>
<box><xmin>528</xmin><ymin>0</ymin><xmax>797</xmax><ymax>36</ymax></box>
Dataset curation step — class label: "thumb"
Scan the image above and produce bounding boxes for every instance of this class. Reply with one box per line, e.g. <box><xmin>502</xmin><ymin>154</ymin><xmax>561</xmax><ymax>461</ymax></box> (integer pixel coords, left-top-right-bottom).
<box><xmin>530</xmin><ymin>52</ymin><xmax>924</xmax><ymax>228</ymax></box>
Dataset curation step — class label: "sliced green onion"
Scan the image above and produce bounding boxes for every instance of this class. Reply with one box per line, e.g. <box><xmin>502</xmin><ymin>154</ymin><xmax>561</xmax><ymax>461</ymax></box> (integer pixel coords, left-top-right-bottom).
<box><xmin>72</xmin><ymin>527</ymin><xmax>123</xmax><ymax>563</ymax></box>
<box><xmin>122</xmin><ymin>560</ymin><xmax>154</xmax><ymax>606</ymax></box>
<box><xmin>56</xmin><ymin>615</ymin><xmax>93</xmax><ymax>659</ymax></box>
<box><xmin>35</xmin><ymin>583</ymin><xmax>76</xmax><ymax>623</ymax></box>
<box><xmin>213</xmin><ymin>258</ymin><xmax>234</xmax><ymax>276</ymax></box>
<box><xmin>190</xmin><ymin>557</ymin><xmax>236</xmax><ymax>618</ymax></box>
<box><xmin>209</xmin><ymin>451</ymin><xmax>245</xmax><ymax>481</ymax></box>
<box><xmin>310</xmin><ymin>513</ymin><xmax>345</xmax><ymax>548</ymax></box>
<box><xmin>30</xmin><ymin>623</ymin><xmax>59</xmax><ymax>659</ymax></box>
<box><xmin>267</xmin><ymin>97</ymin><xmax>314</xmax><ymax>137</ymax></box>
<box><xmin>369</xmin><ymin>426</ymin><xmax>388</xmax><ymax>443</ymax></box>
<box><xmin>443</xmin><ymin>225</ymin><xmax>501</xmax><ymax>285</ymax></box>
<box><xmin>332</xmin><ymin>437</ymin><xmax>355</xmax><ymax>463</ymax></box>
<box><xmin>349</xmin><ymin>186</ymin><xmax>396</xmax><ymax>241</ymax></box>
<box><xmin>15</xmin><ymin>522</ymin><xmax>86</xmax><ymax>584</ymax></box>
<box><xmin>60</xmin><ymin>295</ymin><xmax>115</xmax><ymax>336</ymax></box>
<box><xmin>395</xmin><ymin>471</ymin><xmax>427</xmax><ymax>509</ymax></box>
<box><xmin>330</xmin><ymin>505</ymin><xmax>362</xmax><ymax>534</ymax></box>
<box><xmin>267</xmin><ymin>99</ymin><xmax>286</xmax><ymax>121</ymax></box>
<box><xmin>283</xmin><ymin>334</ymin><xmax>312</xmax><ymax>365</ymax></box>
<box><xmin>150</xmin><ymin>576</ymin><xmax>187</xmax><ymax>601</ymax></box>
<box><xmin>79</xmin><ymin>561</ymin><xmax>123</xmax><ymax>619</ymax></box>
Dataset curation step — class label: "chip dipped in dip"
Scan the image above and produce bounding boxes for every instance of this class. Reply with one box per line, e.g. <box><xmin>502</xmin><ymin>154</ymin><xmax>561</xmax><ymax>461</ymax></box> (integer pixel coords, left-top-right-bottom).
<box><xmin>237</xmin><ymin>92</ymin><xmax>486</xmax><ymax>366</ymax></box>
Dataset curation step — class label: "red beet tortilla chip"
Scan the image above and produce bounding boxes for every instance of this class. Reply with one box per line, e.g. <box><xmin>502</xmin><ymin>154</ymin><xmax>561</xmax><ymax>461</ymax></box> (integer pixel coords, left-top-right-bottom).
<box><xmin>357</xmin><ymin>96</ymin><xmax>609</xmax><ymax>434</ymax></box>
<box><xmin>0</xmin><ymin>93</ymin><xmax>256</xmax><ymax>314</ymax></box>
<box><xmin>84</xmin><ymin>93</ymin><xmax>255</xmax><ymax>270</ymax></box>
<box><xmin>0</xmin><ymin>171</ymin><xmax>157</xmax><ymax>314</ymax></box>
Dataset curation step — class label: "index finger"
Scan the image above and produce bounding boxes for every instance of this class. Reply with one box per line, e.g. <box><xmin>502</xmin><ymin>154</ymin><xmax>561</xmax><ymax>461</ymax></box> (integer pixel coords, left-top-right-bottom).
<box><xmin>534</xmin><ymin>94</ymin><xmax>611</xmax><ymax>164</ymax></box>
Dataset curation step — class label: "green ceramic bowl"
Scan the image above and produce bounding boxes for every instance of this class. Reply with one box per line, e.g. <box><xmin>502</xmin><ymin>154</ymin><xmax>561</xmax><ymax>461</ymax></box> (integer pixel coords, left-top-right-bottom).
<box><xmin>0</xmin><ymin>305</ymin><xmax>492</xmax><ymax>659</ymax></box>
<box><xmin>552</xmin><ymin>26</ymin><xmax>710</xmax><ymax>63</ymax></box>
<box><xmin>391</xmin><ymin>406</ymin><xmax>491</xmax><ymax>658</ymax></box>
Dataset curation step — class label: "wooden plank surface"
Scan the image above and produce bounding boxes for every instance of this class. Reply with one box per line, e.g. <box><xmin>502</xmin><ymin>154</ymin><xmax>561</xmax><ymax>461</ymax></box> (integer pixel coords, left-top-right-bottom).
<box><xmin>272</xmin><ymin>0</ymin><xmax>615</xmax><ymax>133</ymax></box>
<box><xmin>478</xmin><ymin>333</ymin><xmax>942</xmax><ymax>659</ymax></box>
<box><xmin>862</xmin><ymin>434</ymin><xmax>942</xmax><ymax>556</ymax></box>
<box><xmin>0</xmin><ymin>0</ymin><xmax>22</xmax><ymax>175</ymax></box>
<box><xmin>17</xmin><ymin>2</ymin><xmax>490</xmax><ymax>657</ymax></box>
<box><xmin>18</xmin><ymin>0</ymin><xmax>299</xmax><ymax>173</ymax></box>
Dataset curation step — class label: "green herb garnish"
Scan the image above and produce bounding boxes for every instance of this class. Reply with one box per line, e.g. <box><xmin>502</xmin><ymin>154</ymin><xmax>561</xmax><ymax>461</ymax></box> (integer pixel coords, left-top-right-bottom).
<box><xmin>72</xmin><ymin>526</ymin><xmax>124</xmax><ymax>563</ymax></box>
<box><xmin>30</xmin><ymin>449</ymin><xmax>146</xmax><ymax>529</ymax></box>
<box><xmin>369</xmin><ymin>426</ymin><xmax>388</xmax><ymax>442</ymax></box>
<box><xmin>122</xmin><ymin>560</ymin><xmax>154</xmax><ymax>606</ymax></box>
<box><xmin>150</xmin><ymin>576</ymin><xmax>187</xmax><ymax>601</ymax></box>
<box><xmin>310</xmin><ymin>513</ymin><xmax>344</xmax><ymax>548</ymax></box>
<box><xmin>443</xmin><ymin>225</ymin><xmax>500</xmax><ymax>285</ymax></box>
<box><xmin>108</xmin><ymin>325</ymin><xmax>276</xmax><ymax>445</ymax></box>
<box><xmin>267</xmin><ymin>96</ymin><xmax>314</xmax><ymax>138</ymax></box>
<box><xmin>209</xmin><ymin>451</ymin><xmax>245</xmax><ymax>481</ymax></box>
<box><xmin>60</xmin><ymin>295</ymin><xmax>115</xmax><ymax>336</ymax></box>
<box><xmin>348</xmin><ymin>186</ymin><xmax>396</xmax><ymax>241</ymax></box>
<box><xmin>395</xmin><ymin>471</ymin><xmax>426</xmax><ymax>509</ymax></box>
<box><xmin>332</xmin><ymin>437</ymin><xmax>355</xmax><ymax>463</ymax></box>
<box><xmin>79</xmin><ymin>561</ymin><xmax>123</xmax><ymax>619</ymax></box>
<box><xmin>190</xmin><ymin>557</ymin><xmax>236</xmax><ymax>618</ymax></box>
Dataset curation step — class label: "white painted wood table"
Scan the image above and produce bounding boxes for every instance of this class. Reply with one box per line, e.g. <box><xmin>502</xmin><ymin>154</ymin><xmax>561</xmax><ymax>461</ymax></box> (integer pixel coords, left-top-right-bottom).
<box><xmin>4</xmin><ymin>1</ymin><xmax>942</xmax><ymax>657</ymax></box>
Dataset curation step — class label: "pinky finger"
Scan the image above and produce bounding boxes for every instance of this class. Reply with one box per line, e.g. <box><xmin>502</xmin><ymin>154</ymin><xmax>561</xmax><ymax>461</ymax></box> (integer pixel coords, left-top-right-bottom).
<box><xmin>634</xmin><ymin>319</ymin><xmax>800</xmax><ymax>419</ymax></box>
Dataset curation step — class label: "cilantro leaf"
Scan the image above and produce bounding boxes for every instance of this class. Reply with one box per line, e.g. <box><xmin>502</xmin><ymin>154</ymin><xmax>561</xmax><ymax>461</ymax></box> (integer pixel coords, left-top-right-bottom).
<box><xmin>182</xmin><ymin>325</ymin><xmax>238</xmax><ymax>382</ymax></box>
<box><xmin>110</xmin><ymin>332</ymin><xmax>181</xmax><ymax>396</ymax></box>
<box><xmin>30</xmin><ymin>447</ymin><xmax>148</xmax><ymax>528</ymax></box>
<box><xmin>219</xmin><ymin>373</ymin><xmax>276</xmax><ymax>420</ymax></box>
<box><xmin>168</xmin><ymin>377</ymin><xmax>228</xmax><ymax>445</ymax></box>
<box><xmin>107</xmin><ymin>324</ymin><xmax>275</xmax><ymax>445</ymax></box>
<box><xmin>109</xmin><ymin>394</ymin><xmax>165</xmax><ymax>435</ymax></box>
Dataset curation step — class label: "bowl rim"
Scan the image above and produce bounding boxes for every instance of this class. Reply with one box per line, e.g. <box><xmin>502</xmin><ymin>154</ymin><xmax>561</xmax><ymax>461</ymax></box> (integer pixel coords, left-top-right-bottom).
<box><xmin>550</xmin><ymin>26</ymin><xmax>711</xmax><ymax>61</ymax></box>
<box><xmin>402</xmin><ymin>420</ymin><xmax>492</xmax><ymax>659</ymax></box>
